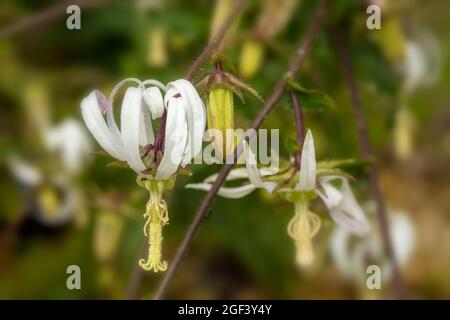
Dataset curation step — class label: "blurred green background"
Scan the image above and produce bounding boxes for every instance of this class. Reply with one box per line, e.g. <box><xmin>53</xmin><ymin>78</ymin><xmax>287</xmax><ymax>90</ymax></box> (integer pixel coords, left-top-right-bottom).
<box><xmin>0</xmin><ymin>0</ymin><xmax>449</xmax><ymax>299</ymax></box>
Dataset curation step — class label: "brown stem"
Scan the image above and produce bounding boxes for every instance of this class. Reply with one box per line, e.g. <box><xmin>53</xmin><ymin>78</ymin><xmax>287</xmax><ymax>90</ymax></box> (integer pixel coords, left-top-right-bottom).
<box><xmin>154</xmin><ymin>0</ymin><xmax>332</xmax><ymax>300</ymax></box>
<box><xmin>124</xmin><ymin>0</ymin><xmax>247</xmax><ymax>300</ymax></box>
<box><xmin>291</xmin><ymin>92</ymin><xmax>305</xmax><ymax>169</ymax></box>
<box><xmin>185</xmin><ymin>0</ymin><xmax>246</xmax><ymax>81</ymax></box>
<box><xmin>0</xmin><ymin>0</ymin><xmax>109</xmax><ymax>40</ymax></box>
<box><xmin>332</xmin><ymin>31</ymin><xmax>407</xmax><ymax>299</ymax></box>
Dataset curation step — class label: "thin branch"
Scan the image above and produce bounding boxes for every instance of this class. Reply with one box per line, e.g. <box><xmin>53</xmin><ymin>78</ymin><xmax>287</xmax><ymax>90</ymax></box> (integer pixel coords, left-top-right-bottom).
<box><xmin>185</xmin><ymin>0</ymin><xmax>246</xmax><ymax>81</ymax></box>
<box><xmin>332</xmin><ymin>31</ymin><xmax>407</xmax><ymax>299</ymax></box>
<box><xmin>0</xmin><ymin>0</ymin><xmax>109</xmax><ymax>41</ymax></box>
<box><xmin>124</xmin><ymin>0</ymin><xmax>247</xmax><ymax>300</ymax></box>
<box><xmin>154</xmin><ymin>0</ymin><xmax>332</xmax><ymax>300</ymax></box>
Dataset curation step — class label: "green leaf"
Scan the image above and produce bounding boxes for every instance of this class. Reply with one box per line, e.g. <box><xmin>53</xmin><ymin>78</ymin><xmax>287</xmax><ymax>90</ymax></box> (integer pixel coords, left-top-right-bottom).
<box><xmin>285</xmin><ymin>137</ymin><xmax>299</xmax><ymax>154</ymax></box>
<box><xmin>286</xmin><ymin>79</ymin><xmax>336</xmax><ymax>111</ymax></box>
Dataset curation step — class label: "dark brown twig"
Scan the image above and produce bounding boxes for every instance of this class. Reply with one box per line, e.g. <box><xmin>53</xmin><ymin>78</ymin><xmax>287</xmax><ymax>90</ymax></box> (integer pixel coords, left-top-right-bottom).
<box><xmin>154</xmin><ymin>0</ymin><xmax>332</xmax><ymax>300</ymax></box>
<box><xmin>124</xmin><ymin>0</ymin><xmax>247</xmax><ymax>300</ymax></box>
<box><xmin>185</xmin><ymin>0</ymin><xmax>246</xmax><ymax>81</ymax></box>
<box><xmin>332</xmin><ymin>31</ymin><xmax>407</xmax><ymax>299</ymax></box>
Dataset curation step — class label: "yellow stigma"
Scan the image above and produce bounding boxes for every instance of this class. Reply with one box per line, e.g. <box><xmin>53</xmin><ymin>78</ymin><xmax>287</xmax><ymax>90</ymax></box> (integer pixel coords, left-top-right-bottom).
<box><xmin>207</xmin><ymin>87</ymin><xmax>235</xmax><ymax>159</ymax></box>
<box><xmin>287</xmin><ymin>200</ymin><xmax>321</xmax><ymax>267</ymax></box>
<box><xmin>137</xmin><ymin>177</ymin><xmax>174</xmax><ymax>272</ymax></box>
<box><xmin>239</xmin><ymin>40</ymin><xmax>264</xmax><ymax>79</ymax></box>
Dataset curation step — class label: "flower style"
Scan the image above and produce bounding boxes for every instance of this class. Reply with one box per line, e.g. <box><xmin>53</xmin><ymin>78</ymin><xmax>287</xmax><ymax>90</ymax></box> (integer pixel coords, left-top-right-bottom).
<box><xmin>81</xmin><ymin>78</ymin><xmax>206</xmax><ymax>272</ymax></box>
<box><xmin>186</xmin><ymin>129</ymin><xmax>370</xmax><ymax>267</ymax></box>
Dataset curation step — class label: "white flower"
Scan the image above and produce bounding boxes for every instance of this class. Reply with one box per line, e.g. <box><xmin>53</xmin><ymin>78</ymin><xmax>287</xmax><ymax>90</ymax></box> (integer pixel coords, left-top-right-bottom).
<box><xmin>330</xmin><ymin>209</ymin><xmax>415</xmax><ymax>284</ymax></box>
<box><xmin>43</xmin><ymin>118</ymin><xmax>93</xmax><ymax>174</ymax></box>
<box><xmin>187</xmin><ymin>129</ymin><xmax>370</xmax><ymax>236</ymax></box>
<box><xmin>81</xmin><ymin>77</ymin><xmax>206</xmax><ymax>272</ymax></box>
<box><xmin>402</xmin><ymin>31</ymin><xmax>442</xmax><ymax>93</ymax></box>
<box><xmin>80</xmin><ymin>78</ymin><xmax>206</xmax><ymax>180</ymax></box>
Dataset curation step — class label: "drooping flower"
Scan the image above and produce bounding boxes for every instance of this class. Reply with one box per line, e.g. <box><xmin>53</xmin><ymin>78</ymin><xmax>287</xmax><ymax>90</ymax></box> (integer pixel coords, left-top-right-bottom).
<box><xmin>330</xmin><ymin>208</ymin><xmax>415</xmax><ymax>287</ymax></box>
<box><xmin>81</xmin><ymin>78</ymin><xmax>206</xmax><ymax>272</ymax></box>
<box><xmin>186</xmin><ymin>129</ymin><xmax>370</xmax><ymax>267</ymax></box>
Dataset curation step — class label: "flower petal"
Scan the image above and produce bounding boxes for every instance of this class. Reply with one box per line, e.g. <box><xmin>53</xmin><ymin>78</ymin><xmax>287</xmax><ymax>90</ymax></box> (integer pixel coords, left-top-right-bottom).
<box><xmin>316</xmin><ymin>179</ymin><xmax>343</xmax><ymax>208</ymax></box>
<box><xmin>81</xmin><ymin>90</ymin><xmax>125</xmax><ymax>160</ymax></box>
<box><xmin>243</xmin><ymin>140</ymin><xmax>277</xmax><ymax>192</ymax></box>
<box><xmin>155</xmin><ymin>95</ymin><xmax>188</xmax><ymax>179</ymax></box>
<box><xmin>338</xmin><ymin>179</ymin><xmax>370</xmax><ymax>235</ymax></box>
<box><xmin>143</xmin><ymin>86</ymin><xmax>165</xmax><ymax>120</ymax></box>
<box><xmin>120</xmin><ymin>87</ymin><xmax>147</xmax><ymax>174</ymax></box>
<box><xmin>107</xmin><ymin>78</ymin><xmax>142</xmax><ymax>153</ymax></box>
<box><xmin>318</xmin><ymin>177</ymin><xmax>370</xmax><ymax>236</ymax></box>
<box><xmin>139</xmin><ymin>100</ymin><xmax>155</xmax><ymax>146</ymax></box>
<box><xmin>166</xmin><ymin>79</ymin><xmax>206</xmax><ymax>166</ymax></box>
<box><xmin>204</xmin><ymin>167</ymin><xmax>275</xmax><ymax>183</ymax></box>
<box><xmin>186</xmin><ymin>182</ymin><xmax>256</xmax><ymax>199</ymax></box>
<box><xmin>296</xmin><ymin>129</ymin><xmax>316</xmax><ymax>191</ymax></box>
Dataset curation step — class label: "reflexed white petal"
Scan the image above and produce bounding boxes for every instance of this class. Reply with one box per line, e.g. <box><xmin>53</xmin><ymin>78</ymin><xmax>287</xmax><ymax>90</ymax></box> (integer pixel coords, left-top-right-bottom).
<box><xmin>186</xmin><ymin>182</ymin><xmax>256</xmax><ymax>199</ymax></box>
<box><xmin>120</xmin><ymin>87</ymin><xmax>147</xmax><ymax>174</ymax></box>
<box><xmin>316</xmin><ymin>180</ymin><xmax>343</xmax><ymax>208</ymax></box>
<box><xmin>318</xmin><ymin>177</ymin><xmax>370</xmax><ymax>236</ymax></box>
<box><xmin>107</xmin><ymin>78</ymin><xmax>142</xmax><ymax>151</ymax></box>
<box><xmin>81</xmin><ymin>90</ymin><xmax>125</xmax><ymax>160</ymax></box>
<box><xmin>167</xmin><ymin>79</ymin><xmax>206</xmax><ymax>166</ymax></box>
<box><xmin>155</xmin><ymin>96</ymin><xmax>188</xmax><ymax>179</ymax></box>
<box><xmin>139</xmin><ymin>101</ymin><xmax>155</xmax><ymax>146</ymax></box>
<box><xmin>243</xmin><ymin>140</ymin><xmax>276</xmax><ymax>192</ymax></box>
<box><xmin>204</xmin><ymin>167</ymin><xmax>276</xmax><ymax>183</ymax></box>
<box><xmin>339</xmin><ymin>179</ymin><xmax>370</xmax><ymax>235</ymax></box>
<box><xmin>296</xmin><ymin>130</ymin><xmax>316</xmax><ymax>191</ymax></box>
<box><xmin>143</xmin><ymin>86</ymin><xmax>164</xmax><ymax>119</ymax></box>
<box><xmin>328</xmin><ymin>207</ymin><xmax>368</xmax><ymax>237</ymax></box>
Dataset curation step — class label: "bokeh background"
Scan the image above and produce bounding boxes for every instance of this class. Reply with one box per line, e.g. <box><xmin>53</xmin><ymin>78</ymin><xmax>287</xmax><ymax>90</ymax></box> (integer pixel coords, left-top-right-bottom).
<box><xmin>0</xmin><ymin>0</ymin><xmax>449</xmax><ymax>299</ymax></box>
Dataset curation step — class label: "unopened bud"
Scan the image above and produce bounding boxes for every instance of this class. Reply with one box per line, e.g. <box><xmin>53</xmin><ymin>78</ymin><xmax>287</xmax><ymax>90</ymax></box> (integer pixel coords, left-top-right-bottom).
<box><xmin>207</xmin><ymin>87</ymin><xmax>235</xmax><ymax>159</ymax></box>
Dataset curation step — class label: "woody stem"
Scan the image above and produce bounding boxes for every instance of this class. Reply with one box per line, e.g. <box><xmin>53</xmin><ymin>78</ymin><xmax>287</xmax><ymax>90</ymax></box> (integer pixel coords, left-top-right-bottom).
<box><xmin>332</xmin><ymin>30</ymin><xmax>407</xmax><ymax>299</ymax></box>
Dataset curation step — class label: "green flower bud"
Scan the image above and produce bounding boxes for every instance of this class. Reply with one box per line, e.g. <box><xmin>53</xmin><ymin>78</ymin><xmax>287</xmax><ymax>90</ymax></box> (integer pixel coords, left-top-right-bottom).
<box><xmin>207</xmin><ymin>87</ymin><xmax>235</xmax><ymax>159</ymax></box>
